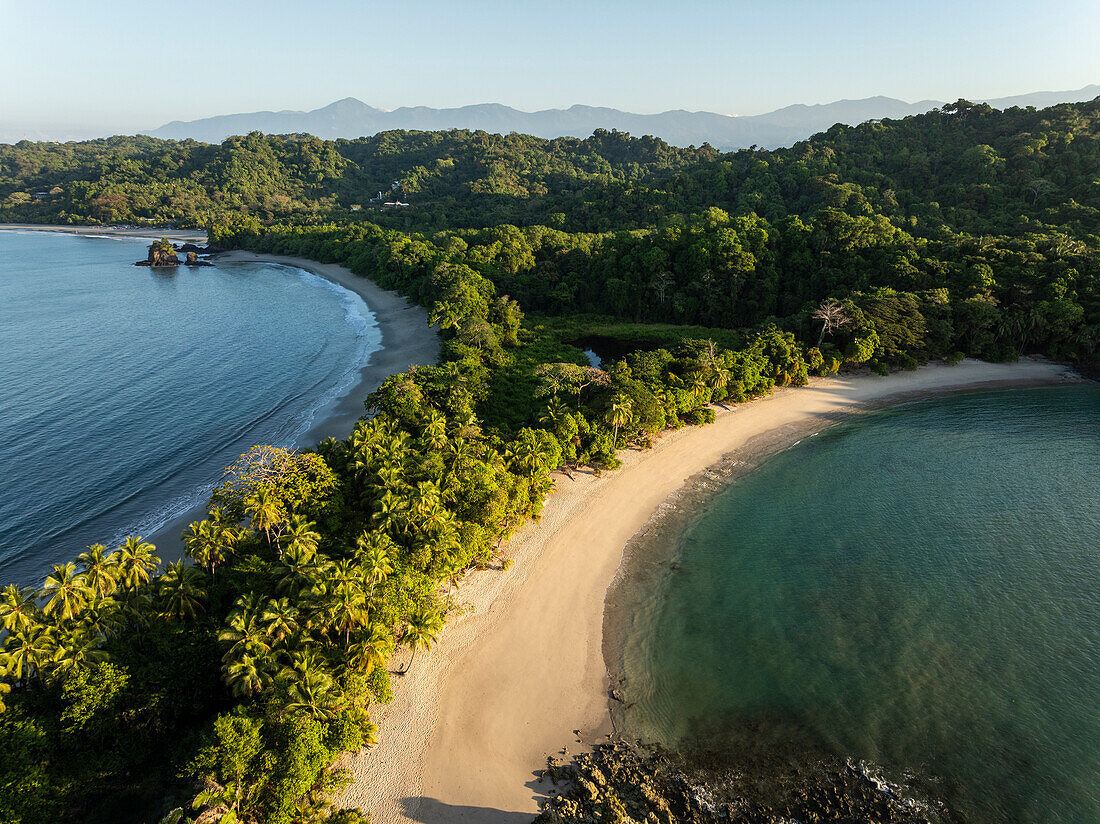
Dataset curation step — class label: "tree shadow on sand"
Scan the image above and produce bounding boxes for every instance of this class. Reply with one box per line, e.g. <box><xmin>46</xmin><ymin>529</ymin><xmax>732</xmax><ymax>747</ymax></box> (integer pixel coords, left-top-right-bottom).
<box><xmin>398</xmin><ymin>797</ymin><xmax>535</xmax><ymax>824</ymax></box>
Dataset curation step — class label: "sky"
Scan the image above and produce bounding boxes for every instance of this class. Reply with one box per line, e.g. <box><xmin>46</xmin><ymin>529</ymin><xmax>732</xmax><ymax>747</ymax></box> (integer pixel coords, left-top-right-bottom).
<box><xmin>2</xmin><ymin>0</ymin><xmax>1099</xmax><ymax>139</ymax></box>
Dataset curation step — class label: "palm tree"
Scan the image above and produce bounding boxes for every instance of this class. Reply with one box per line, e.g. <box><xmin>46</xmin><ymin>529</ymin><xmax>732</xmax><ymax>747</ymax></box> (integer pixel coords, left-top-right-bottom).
<box><xmin>282</xmin><ymin>668</ymin><xmax>339</xmax><ymax>720</ymax></box>
<box><xmin>41</xmin><ymin>562</ymin><xmax>91</xmax><ymax>623</ymax></box>
<box><xmin>183</xmin><ymin>519</ymin><xmax>231</xmax><ymax>580</ymax></box>
<box><xmin>79</xmin><ymin>595</ymin><xmax>123</xmax><ymax>642</ymax></box>
<box><xmin>224</xmin><ymin>652</ymin><xmax>274</xmax><ymax>698</ymax></box>
<box><xmin>219</xmin><ymin>594</ymin><xmax>270</xmax><ymax>657</ymax></box>
<box><xmin>272</xmin><ymin>543</ymin><xmax>319</xmax><ymax>599</ymax></box>
<box><xmin>421</xmin><ymin>411</ymin><xmax>449</xmax><ymax>452</ymax></box>
<box><xmin>0</xmin><ymin>624</ymin><xmax>56</xmax><ymax>685</ymax></box>
<box><xmin>279</xmin><ymin>515</ymin><xmax>320</xmax><ymax>561</ymax></box>
<box><xmin>607</xmin><ymin>397</ymin><xmax>634</xmax><ymax>448</ymax></box>
<box><xmin>329</xmin><ymin>585</ymin><xmax>367</xmax><ymax>645</ymax></box>
<box><xmin>158</xmin><ymin>561</ymin><xmax>207</xmax><ymax>620</ymax></box>
<box><xmin>358</xmin><ymin>534</ymin><xmax>394</xmax><ymax>598</ymax></box>
<box><xmin>539</xmin><ymin>396</ymin><xmax>569</xmax><ymax>427</ymax></box>
<box><xmin>260</xmin><ymin>598</ymin><xmax>299</xmax><ymax>644</ymax></box>
<box><xmin>115</xmin><ymin>537</ymin><xmax>161</xmax><ymax>590</ymax></box>
<box><xmin>76</xmin><ymin>544</ymin><xmax>119</xmax><ymax>598</ymax></box>
<box><xmin>189</xmin><ymin>784</ymin><xmax>241</xmax><ymax>824</ymax></box>
<box><xmin>49</xmin><ymin>627</ymin><xmax>109</xmax><ymax>679</ymax></box>
<box><xmin>244</xmin><ymin>487</ymin><xmax>283</xmax><ymax>548</ymax></box>
<box><xmin>400</xmin><ymin>606</ymin><xmax>443</xmax><ymax>674</ymax></box>
<box><xmin>346</xmin><ymin>623</ymin><xmax>393</xmax><ymax>675</ymax></box>
<box><xmin>0</xmin><ymin>584</ymin><xmax>41</xmax><ymax>634</ymax></box>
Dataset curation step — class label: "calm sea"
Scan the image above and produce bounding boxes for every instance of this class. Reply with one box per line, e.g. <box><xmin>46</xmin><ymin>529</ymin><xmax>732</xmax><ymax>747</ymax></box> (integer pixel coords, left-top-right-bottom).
<box><xmin>0</xmin><ymin>231</ymin><xmax>379</xmax><ymax>584</ymax></box>
<box><xmin>614</xmin><ymin>386</ymin><xmax>1100</xmax><ymax>823</ymax></box>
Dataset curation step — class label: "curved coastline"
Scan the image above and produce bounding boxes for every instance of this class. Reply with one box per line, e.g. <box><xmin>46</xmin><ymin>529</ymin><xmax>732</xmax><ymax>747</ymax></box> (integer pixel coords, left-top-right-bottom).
<box><xmin>336</xmin><ymin>358</ymin><xmax>1079</xmax><ymax>824</ymax></box>
<box><xmin>0</xmin><ymin>225</ymin><xmax>441</xmax><ymax>559</ymax></box>
<box><xmin>145</xmin><ymin>250</ymin><xmax>441</xmax><ymax>555</ymax></box>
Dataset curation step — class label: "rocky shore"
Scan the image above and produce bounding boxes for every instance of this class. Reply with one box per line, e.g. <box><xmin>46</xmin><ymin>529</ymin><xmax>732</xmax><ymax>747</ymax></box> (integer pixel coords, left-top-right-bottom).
<box><xmin>535</xmin><ymin>740</ymin><xmax>957</xmax><ymax>824</ymax></box>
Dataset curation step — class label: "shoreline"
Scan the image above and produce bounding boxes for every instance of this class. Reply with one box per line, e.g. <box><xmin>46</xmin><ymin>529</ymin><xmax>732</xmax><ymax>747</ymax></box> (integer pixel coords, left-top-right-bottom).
<box><xmin>337</xmin><ymin>358</ymin><xmax>1080</xmax><ymax>824</ymax></box>
<box><xmin>0</xmin><ymin>225</ymin><xmax>439</xmax><ymax>567</ymax></box>
<box><xmin>145</xmin><ymin>251</ymin><xmax>441</xmax><ymax>557</ymax></box>
<box><xmin>0</xmin><ymin>222</ymin><xmax>208</xmax><ymax>243</ymax></box>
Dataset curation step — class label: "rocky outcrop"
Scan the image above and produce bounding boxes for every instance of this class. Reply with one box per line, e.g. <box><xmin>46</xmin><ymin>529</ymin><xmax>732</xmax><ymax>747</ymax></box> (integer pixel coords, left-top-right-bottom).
<box><xmin>135</xmin><ymin>238</ymin><xmax>179</xmax><ymax>267</ymax></box>
<box><xmin>184</xmin><ymin>251</ymin><xmax>213</xmax><ymax>267</ymax></box>
<box><xmin>534</xmin><ymin>742</ymin><xmax>956</xmax><ymax>824</ymax></box>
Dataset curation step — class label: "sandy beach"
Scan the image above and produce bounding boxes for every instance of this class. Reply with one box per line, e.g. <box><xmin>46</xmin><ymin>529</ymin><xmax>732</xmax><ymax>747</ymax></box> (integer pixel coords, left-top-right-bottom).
<box><xmin>337</xmin><ymin>358</ymin><xmax>1079</xmax><ymax>824</ymax></box>
<box><xmin>0</xmin><ymin>222</ymin><xmax>209</xmax><ymax>244</ymax></box>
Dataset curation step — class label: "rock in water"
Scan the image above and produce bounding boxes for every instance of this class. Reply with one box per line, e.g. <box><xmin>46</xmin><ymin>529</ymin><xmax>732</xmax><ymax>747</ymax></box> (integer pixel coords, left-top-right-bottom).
<box><xmin>184</xmin><ymin>251</ymin><xmax>214</xmax><ymax>267</ymax></box>
<box><xmin>135</xmin><ymin>238</ymin><xmax>179</xmax><ymax>267</ymax></box>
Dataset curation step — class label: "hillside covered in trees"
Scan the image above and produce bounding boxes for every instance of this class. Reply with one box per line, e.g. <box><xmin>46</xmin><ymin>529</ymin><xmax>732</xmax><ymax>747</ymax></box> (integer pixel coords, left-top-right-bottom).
<box><xmin>0</xmin><ymin>99</ymin><xmax>1097</xmax><ymax>824</ymax></box>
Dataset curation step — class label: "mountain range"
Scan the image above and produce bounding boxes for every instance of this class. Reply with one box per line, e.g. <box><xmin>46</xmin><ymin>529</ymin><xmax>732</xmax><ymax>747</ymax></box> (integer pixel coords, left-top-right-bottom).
<box><xmin>147</xmin><ymin>85</ymin><xmax>1100</xmax><ymax>149</ymax></box>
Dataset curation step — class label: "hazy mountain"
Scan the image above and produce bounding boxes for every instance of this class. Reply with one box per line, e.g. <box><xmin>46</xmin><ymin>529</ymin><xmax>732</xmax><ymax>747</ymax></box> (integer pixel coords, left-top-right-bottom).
<box><xmin>146</xmin><ymin>84</ymin><xmax>1098</xmax><ymax>150</ymax></box>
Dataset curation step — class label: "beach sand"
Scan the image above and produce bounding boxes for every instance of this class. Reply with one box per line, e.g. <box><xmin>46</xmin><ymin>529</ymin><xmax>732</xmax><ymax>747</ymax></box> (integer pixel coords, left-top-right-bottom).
<box><xmin>337</xmin><ymin>358</ymin><xmax>1078</xmax><ymax>824</ymax></box>
<box><xmin>0</xmin><ymin>223</ymin><xmax>209</xmax><ymax>244</ymax></box>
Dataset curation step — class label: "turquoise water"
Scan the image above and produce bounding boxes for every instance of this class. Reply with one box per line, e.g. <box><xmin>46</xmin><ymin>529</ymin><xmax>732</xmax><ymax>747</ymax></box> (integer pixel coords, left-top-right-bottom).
<box><xmin>0</xmin><ymin>231</ymin><xmax>379</xmax><ymax>584</ymax></box>
<box><xmin>617</xmin><ymin>386</ymin><xmax>1100</xmax><ymax>823</ymax></box>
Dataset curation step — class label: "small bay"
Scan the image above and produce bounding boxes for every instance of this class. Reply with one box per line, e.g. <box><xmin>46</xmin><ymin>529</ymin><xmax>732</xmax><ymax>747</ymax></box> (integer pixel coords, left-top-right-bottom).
<box><xmin>614</xmin><ymin>386</ymin><xmax>1100</xmax><ymax>823</ymax></box>
<box><xmin>0</xmin><ymin>231</ymin><xmax>380</xmax><ymax>584</ymax></box>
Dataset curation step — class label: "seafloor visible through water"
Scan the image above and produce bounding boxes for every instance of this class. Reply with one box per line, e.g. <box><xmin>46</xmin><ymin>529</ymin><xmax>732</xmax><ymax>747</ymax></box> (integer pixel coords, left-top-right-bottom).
<box><xmin>607</xmin><ymin>385</ymin><xmax>1100</xmax><ymax>824</ymax></box>
<box><xmin>0</xmin><ymin>231</ymin><xmax>380</xmax><ymax>583</ymax></box>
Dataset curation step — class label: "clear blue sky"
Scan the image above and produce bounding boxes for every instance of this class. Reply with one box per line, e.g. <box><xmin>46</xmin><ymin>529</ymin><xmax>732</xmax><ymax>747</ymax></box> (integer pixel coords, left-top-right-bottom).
<box><xmin>2</xmin><ymin>0</ymin><xmax>1098</xmax><ymax>137</ymax></box>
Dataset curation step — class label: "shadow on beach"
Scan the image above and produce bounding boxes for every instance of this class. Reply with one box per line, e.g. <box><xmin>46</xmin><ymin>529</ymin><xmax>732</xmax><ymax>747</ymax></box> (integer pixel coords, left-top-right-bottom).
<box><xmin>399</xmin><ymin>797</ymin><xmax>534</xmax><ymax>824</ymax></box>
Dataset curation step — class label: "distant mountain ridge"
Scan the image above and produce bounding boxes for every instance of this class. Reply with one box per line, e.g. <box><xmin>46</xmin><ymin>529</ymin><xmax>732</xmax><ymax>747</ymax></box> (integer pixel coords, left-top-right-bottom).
<box><xmin>148</xmin><ymin>85</ymin><xmax>1100</xmax><ymax>149</ymax></box>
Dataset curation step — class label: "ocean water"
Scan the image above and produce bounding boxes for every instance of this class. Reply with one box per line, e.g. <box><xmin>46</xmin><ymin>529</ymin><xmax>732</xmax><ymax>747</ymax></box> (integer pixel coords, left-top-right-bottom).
<box><xmin>614</xmin><ymin>386</ymin><xmax>1100</xmax><ymax>823</ymax></box>
<box><xmin>0</xmin><ymin>231</ymin><xmax>380</xmax><ymax>584</ymax></box>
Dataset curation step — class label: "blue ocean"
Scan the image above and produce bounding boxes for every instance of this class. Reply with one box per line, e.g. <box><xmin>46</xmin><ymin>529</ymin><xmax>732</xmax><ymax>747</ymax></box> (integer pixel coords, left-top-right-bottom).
<box><xmin>615</xmin><ymin>386</ymin><xmax>1100</xmax><ymax>823</ymax></box>
<box><xmin>0</xmin><ymin>231</ymin><xmax>380</xmax><ymax>584</ymax></box>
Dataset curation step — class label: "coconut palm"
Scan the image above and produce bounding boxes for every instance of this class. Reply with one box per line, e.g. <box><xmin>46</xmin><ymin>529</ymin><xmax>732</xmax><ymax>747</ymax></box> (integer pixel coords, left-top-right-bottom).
<box><xmin>421</xmin><ymin>411</ymin><xmax>449</xmax><ymax>452</ymax></box>
<box><xmin>606</xmin><ymin>397</ymin><xmax>634</xmax><ymax>448</ymax></box>
<box><xmin>280</xmin><ymin>515</ymin><xmax>321</xmax><ymax>560</ymax></box>
<box><xmin>260</xmin><ymin>598</ymin><xmax>299</xmax><ymax>644</ymax></box>
<box><xmin>539</xmin><ymin>396</ymin><xmax>569</xmax><ymax>427</ymax></box>
<box><xmin>115</xmin><ymin>537</ymin><xmax>160</xmax><ymax>590</ymax></box>
<box><xmin>329</xmin><ymin>585</ymin><xmax>367</xmax><ymax>645</ymax></box>
<box><xmin>76</xmin><ymin>543</ymin><xmax>118</xmax><ymax>598</ymax></box>
<box><xmin>0</xmin><ymin>584</ymin><xmax>41</xmax><ymax>634</ymax></box>
<box><xmin>41</xmin><ymin>562</ymin><xmax>91</xmax><ymax>623</ymax></box>
<box><xmin>224</xmin><ymin>652</ymin><xmax>274</xmax><ymax>698</ymax></box>
<box><xmin>79</xmin><ymin>595</ymin><xmax>123</xmax><ymax>642</ymax></box>
<box><xmin>244</xmin><ymin>487</ymin><xmax>283</xmax><ymax>548</ymax></box>
<box><xmin>272</xmin><ymin>543</ymin><xmax>319</xmax><ymax>599</ymax></box>
<box><xmin>0</xmin><ymin>624</ymin><xmax>56</xmax><ymax>684</ymax></box>
<box><xmin>158</xmin><ymin>561</ymin><xmax>207</xmax><ymax>620</ymax></box>
<box><xmin>189</xmin><ymin>784</ymin><xmax>241</xmax><ymax>824</ymax></box>
<box><xmin>400</xmin><ymin>606</ymin><xmax>444</xmax><ymax>674</ymax></box>
<box><xmin>49</xmin><ymin>627</ymin><xmax>108</xmax><ymax>679</ymax></box>
<box><xmin>346</xmin><ymin>623</ymin><xmax>393</xmax><ymax>675</ymax></box>
<box><xmin>183</xmin><ymin>519</ymin><xmax>232</xmax><ymax>580</ymax></box>
<box><xmin>282</xmin><ymin>668</ymin><xmax>339</xmax><ymax>720</ymax></box>
<box><xmin>358</xmin><ymin>534</ymin><xmax>394</xmax><ymax>598</ymax></box>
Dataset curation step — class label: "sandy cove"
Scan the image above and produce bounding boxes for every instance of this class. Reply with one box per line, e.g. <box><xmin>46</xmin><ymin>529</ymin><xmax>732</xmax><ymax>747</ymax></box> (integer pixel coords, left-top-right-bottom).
<box><xmin>338</xmin><ymin>358</ymin><xmax>1078</xmax><ymax>824</ymax></box>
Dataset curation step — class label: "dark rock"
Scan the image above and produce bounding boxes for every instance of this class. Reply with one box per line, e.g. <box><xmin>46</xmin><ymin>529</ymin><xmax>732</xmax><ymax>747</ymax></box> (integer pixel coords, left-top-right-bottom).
<box><xmin>534</xmin><ymin>742</ymin><xmax>956</xmax><ymax>824</ymax></box>
<box><xmin>182</xmin><ymin>252</ymin><xmax>214</xmax><ymax>267</ymax></box>
<box><xmin>135</xmin><ymin>238</ymin><xmax>179</xmax><ymax>267</ymax></box>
